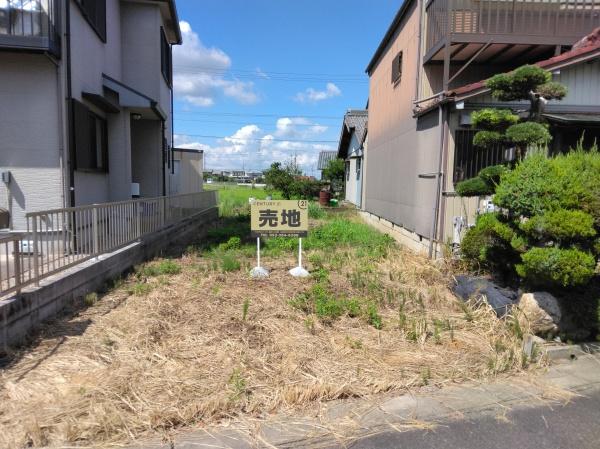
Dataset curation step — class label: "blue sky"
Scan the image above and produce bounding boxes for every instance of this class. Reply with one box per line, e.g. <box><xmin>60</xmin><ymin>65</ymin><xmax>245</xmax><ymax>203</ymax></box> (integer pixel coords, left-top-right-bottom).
<box><xmin>173</xmin><ymin>0</ymin><xmax>401</xmax><ymax>176</ymax></box>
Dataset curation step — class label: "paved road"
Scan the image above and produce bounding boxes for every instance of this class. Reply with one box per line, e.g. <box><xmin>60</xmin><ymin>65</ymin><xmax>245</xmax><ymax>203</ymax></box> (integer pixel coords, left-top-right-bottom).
<box><xmin>341</xmin><ymin>389</ymin><xmax>600</xmax><ymax>449</ymax></box>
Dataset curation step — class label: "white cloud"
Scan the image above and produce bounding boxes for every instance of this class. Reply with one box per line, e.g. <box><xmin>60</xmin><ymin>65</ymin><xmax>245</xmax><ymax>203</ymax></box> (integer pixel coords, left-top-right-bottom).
<box><xmin>294</xmin><ymin>82</ymin><xmax>342</xmax><ymax>103</ymax></box>
<box><xmin>178</xmin><ymin>118</ymin><xmax>333</xmax><ymax>174</ymax></box>
<box><xmin>173</xmin><ymin>21</ymin><xmax>259</xmax><ymax>107</ymax></box>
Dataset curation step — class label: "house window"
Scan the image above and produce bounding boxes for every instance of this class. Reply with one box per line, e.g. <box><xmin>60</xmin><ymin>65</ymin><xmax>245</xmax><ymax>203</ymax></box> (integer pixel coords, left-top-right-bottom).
<box><xmin>453</xmin><ymin>129</ymin><xmax>505</xmax><ymax>184</ymax></box>
<box><xmin>391</xmin><ymin>51</ymin><xmax>403</xmax><ymax>84</ymax></box>
<box><xmin>356</xmin><ymin>158</ymin><xmax>361</xmax><ymax>180</ymax></box>
<box><xmin>72</xmin><ymin>99</ymin><xmax>109</xmax><ymax>172</ymax></box>
<box><xmin>75</xmin><ymin>0</ymin><xmax>107</xmax><ymax>42</ymax></box>
<box><xmin>345</xmin><ymin>161</ymin><xmax>350</xmax><ymax>181</ymax></box>
<box><xmin>160</xmin><ymin>27</ymin><xmax>172</xmax><ymax>86</ymax></box>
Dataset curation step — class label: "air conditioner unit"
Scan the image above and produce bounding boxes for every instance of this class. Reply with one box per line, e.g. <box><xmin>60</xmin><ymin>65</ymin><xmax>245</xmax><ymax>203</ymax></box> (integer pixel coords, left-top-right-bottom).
<box><xmin>1</xmin><ymin>170</ymin><xmax>11</xmax><ymax>184</ymax></box>
<box><xmin>459</xmin><ymin>112</ymin><xmax>472</xmax><ymax>126</ymax></box>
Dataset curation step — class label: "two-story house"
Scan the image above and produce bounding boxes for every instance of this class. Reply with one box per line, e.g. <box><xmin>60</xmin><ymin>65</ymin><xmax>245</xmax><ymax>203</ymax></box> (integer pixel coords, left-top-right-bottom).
<box><xmin>362</xmin><ymin>0</ymin><xmax>600</xmax><ymax>257</ymax></box>
<box><xmin>0</xmin><ymin>0</ymin><xmax>182</xmax><ymax>230</ymax></box>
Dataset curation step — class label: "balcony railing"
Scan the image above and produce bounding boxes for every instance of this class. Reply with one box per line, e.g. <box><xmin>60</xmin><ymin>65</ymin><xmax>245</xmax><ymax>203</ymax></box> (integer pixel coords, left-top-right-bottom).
<box><xmin>0</xmin><ymin>0</ymin><xmax>60</xmax><ymax>56</ymax></box>
<box><xmin>426</xmin><ymin>0</ymin><xmax>600</xmax><ymax>54</ymax></box>
<box><xmin>0</xmin><ymin>191</ymin><xmax>217</xmax><ymax>298</ymax></box>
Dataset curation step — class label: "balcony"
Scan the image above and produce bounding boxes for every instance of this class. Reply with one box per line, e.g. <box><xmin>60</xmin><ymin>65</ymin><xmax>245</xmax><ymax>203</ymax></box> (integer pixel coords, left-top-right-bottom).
<box><xmin>425</xmin><ymin>0</ymin><xmax>600</xmax><ymax>63</ymax></box>
<box><xmin>0</xmin><ymin>0</ymin><xmax>60</xmax><ymax>56</ymax></box>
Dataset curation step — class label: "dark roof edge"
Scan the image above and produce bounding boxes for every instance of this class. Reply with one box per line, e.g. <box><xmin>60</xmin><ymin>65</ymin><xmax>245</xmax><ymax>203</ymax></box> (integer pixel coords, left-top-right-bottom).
<box><xmin>168</xmin><ymin>0</ymin><xmax>182</xmax><ymax>44</ymax></box>
<box><xmin>365</xmin><ymin>0</ymin><xmax>415</xmax><ymax>75</ymax></box>
<box><xmin>151</xmin><ymin>0</ymin><xmax>182</xmax><ymax>44</ymax></box>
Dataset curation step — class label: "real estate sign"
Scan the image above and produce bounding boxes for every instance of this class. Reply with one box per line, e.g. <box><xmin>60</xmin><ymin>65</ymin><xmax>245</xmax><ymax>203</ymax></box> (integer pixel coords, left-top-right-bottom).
<box><xmin>251</xmin><ymin>200</ymin><xmax>308</xmax><ymax>237</ymax></box>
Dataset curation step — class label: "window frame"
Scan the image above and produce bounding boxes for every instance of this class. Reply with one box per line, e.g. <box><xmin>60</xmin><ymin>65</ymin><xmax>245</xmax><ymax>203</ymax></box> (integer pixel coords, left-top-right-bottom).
<box><xmin>356</xmin><ymin>158</ymin><xmax>361</xmax><ymax>180</ymax></box>
<box><xmin>160</xmin><ymin>27</ymin><xmax>173</xmax><ymax>87</ymax></box>
<box><xmin>391</xmin><ymin>51</ymin><xmax>403</xmax><ymax>85</ymax></box>
<box><xmin>72</xmin><ymin>99</ymin><xmax>109</xmax><ymax>173</ymax></box>
<box><xmin>75</xmin><ymin>0</ymin><xmax>107</xmax><ymax>43</ymax></box>
<box><xmin>345</xmin><ymin>161</ymin><xmax>350</xmax><ymax>181</ymax></box>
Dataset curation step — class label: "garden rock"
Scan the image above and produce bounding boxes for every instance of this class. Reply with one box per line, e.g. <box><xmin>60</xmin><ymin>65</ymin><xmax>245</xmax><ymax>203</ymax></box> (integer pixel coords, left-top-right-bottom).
<box><xmin>517</xmin><ymin>292</ymin><xmax>561</xmax><ymax>336</ymax></box>
<box><xmin>452</xmin><ymin>275</ymin><xmax>518</xmax><ymax>317</ymax></box>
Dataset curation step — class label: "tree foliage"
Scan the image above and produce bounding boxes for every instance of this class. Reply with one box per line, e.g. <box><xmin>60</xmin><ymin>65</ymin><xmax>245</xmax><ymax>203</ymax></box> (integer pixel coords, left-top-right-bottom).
<box><xmin>461</xmin><ymin>144</ymin><xmax>600</xmax><ymax>289</ymax></box>
<box><xmin>322</xmin><ymin>158</ymin><xmax>345</xmax><ymax>193</ymax></box>
<box><xmin>456</xmin><ymin>165</ymin><xmax>507</xmax><ymax>198</ymax></box>
<box><xmin>469</xmin><ymin>65</ymin><xmax>568</xmax><ymax>161</ymax></box>
<box><xmin>263</xmin><ymin>161</ymin><xmax>322</xmax><ymax>199</ymax></box>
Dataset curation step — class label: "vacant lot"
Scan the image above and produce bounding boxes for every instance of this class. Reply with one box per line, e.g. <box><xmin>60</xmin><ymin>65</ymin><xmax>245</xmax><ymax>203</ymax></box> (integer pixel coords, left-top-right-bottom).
<box><xmin>0</xmin><ymin>208</ymin><xmax>530</xmax><ymax>448</ymax></box>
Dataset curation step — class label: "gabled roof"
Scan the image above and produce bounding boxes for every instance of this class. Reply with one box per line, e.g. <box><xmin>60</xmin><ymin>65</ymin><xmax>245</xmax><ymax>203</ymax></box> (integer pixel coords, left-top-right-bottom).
<box><xmin>337</xmin><ymin>110</ymin><xmax>368</xmax><ymax>159</ymax></box>
<box><xmin>317</xmin><ymin>151</ymin><xmax>338</xmax><ymax>170</ymax></box>
<box><xmin>449</xmin><ymin>28</ymin><xmax>600</xmax><ymax>100</ymax></box>
<box><xmin>366</xmin><ymin>0</ymin><xmax>415</xmax><ymax>75</ymax></box>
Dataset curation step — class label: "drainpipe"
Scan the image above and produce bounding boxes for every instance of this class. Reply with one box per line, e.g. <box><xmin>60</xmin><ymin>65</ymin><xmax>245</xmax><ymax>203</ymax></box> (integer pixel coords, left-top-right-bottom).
<box><xmin>428</xmin><ymin>102</ymin><xmax>447</xmax><ymax>259</ymax></box>
<box><xmin>161</xmin><ymin>120</ymin><xmax>167</xmax><ymax>197</ymax></box>
<box><xmin>414</xmin><ymin>0</ymin><xmax>424</xmax><ymax>103</ymax></box>
<box><xmin>170</xmin><ymin>43</ymin><xmax>175</xmax><ymax>179</ymax></box>
<box><xmin>65</xmin><ymin>0</ymin><xmax>75</xmax><ymax>208</ymax></box>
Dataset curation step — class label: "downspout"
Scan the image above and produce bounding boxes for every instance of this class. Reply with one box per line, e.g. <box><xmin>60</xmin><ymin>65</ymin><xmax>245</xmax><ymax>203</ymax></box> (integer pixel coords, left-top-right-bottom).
<box><xmin>161</xmin><ymin>120</ymin><xmax>167</xmax><ymax>196</ymax></box>
<box><xmin>65</xmin><ymin>0</ymin><xmax>75</xmax><ymax>207</ymax></box>
<box><xmin>169</xmin><ymin>43</ymin><xmax>175</xmax><ymax>194</ymax></box>
<box><xmin>428</xmin><ymin>101</ymin><xmax>447</xmax><ymax>259</ymax></box>
<box><xmin>414</xmin><ymin>0</ymin><xmax>424</xmax><ymax>103</ymax></box>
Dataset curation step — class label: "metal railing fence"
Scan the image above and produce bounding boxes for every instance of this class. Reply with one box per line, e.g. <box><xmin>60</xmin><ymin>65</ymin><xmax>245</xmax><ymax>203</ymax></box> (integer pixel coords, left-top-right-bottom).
<box><xmin>0</xmin><ymin>191</ymin><xmax>217</xmax><ymax>297</ymax></box>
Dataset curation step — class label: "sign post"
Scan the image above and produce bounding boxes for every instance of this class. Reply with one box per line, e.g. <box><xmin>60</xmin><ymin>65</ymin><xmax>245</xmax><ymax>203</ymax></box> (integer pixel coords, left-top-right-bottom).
<box><xmin>250</xmin><ymin>199</ymin><xmax>309</xmax><ymax>278</ymax></box>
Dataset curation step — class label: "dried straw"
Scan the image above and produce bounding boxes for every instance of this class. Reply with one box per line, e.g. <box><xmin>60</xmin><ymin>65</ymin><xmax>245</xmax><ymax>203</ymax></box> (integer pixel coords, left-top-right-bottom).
<box><xmin>0</xmin><ymin>239</ymin><xmax>526</xmax><ymax>448</ymax></box>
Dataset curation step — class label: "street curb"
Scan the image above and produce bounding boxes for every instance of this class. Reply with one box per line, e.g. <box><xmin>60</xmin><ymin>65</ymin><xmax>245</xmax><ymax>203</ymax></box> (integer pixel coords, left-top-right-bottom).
<box><xmin>545</xmin><ymin>342</ymin><xmax>600</xmax><ymax>361</ymax></box>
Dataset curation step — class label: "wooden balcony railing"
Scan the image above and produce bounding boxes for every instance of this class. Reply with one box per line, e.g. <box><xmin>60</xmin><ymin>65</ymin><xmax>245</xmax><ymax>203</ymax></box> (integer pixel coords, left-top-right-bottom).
<box><xmin>0</xmin><ymin>0</ymin><xmax>60</xmax><ymax>56</ymax></box>
<box><xmin>426</xmin><ymin>0</ymin><xmax>600</xmax><ymax>54</ymax></box>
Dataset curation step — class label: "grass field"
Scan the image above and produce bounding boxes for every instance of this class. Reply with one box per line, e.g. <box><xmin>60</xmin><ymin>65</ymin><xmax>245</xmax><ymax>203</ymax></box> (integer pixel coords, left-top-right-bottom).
<box><xmin>0</xmin><ymin>208</ymin><xmax>536</xmax><ymax>448</ymax></box>
<box><xmin>204</xmin><ymin>183</ymin><xmax>282</xmax><ymax>216</ymax></box>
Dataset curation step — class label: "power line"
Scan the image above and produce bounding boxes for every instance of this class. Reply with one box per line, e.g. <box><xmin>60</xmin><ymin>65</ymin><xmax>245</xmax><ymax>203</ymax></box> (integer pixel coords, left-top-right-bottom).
<box><xmin>174</xmin><ymin>111</ymin><xmax>344</xmax><ymax>120</ymax></box>
<box><xmin>174</xmin><ymin>66</ymin><xmax>367</xmax><ymax>83</ymax></box>
<box><xmin>175</xmin><ymin>133</ymin><xmax>339</xmax><ymax>143</ymax></box>
<box><xmin>175</xmin><ymin>118</ymin><xmax>336</xmax><ymax>127</ymax></box>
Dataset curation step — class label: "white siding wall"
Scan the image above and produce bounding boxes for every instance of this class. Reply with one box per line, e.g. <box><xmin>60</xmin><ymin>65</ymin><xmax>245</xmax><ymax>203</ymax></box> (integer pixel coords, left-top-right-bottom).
<box><xmin>0</xmin><ymin>53</ymin><xmax>63</xmax><ymax>230</ymax></box>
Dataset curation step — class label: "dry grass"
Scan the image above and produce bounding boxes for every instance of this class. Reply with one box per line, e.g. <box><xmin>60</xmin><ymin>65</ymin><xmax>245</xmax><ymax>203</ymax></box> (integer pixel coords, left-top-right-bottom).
<box><xmin>0</xmin><ymin>212</ymin><xmax>529</xmax><ymax>448</ymax></box>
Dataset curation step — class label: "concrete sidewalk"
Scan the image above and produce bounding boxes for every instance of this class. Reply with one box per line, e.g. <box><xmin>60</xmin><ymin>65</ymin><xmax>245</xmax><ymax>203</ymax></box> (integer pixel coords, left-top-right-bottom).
<box><xmin>130</xmin><ymin>353</ymin><xmax>600</xmax><ymax>449</ymax></box>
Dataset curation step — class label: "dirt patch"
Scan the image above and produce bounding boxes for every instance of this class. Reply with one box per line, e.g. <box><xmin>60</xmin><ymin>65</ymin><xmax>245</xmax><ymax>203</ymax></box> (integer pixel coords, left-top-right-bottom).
<box><xmin>0</xmin><ymin>215</ymin><xmax>532</xmax><ymax>448</ymax></box>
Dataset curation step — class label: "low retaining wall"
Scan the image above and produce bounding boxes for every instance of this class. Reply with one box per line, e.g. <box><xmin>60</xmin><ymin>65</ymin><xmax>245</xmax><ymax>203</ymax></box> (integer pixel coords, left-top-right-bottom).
<box><xmin>1</xmin><ymin>207</ymin><xmax>218</xmax><ymax>349</ymax></box>
<box><xmin>359</xmin><ymin>211</ymin><xmax>443</xmax><ymax>258</ymax></box>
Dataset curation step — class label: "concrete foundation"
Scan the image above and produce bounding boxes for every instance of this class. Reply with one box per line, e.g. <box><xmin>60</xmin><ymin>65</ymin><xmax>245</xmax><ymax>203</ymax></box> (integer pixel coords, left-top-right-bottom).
<box><xmin>359</xmin><ymin>210</ymin><xmax>442</xmax><ymax>257</ymax></box>
<box><xmin>0</xmin><ymin>207</ymin><xmax>218</xmax><ymax>349</ymax></box>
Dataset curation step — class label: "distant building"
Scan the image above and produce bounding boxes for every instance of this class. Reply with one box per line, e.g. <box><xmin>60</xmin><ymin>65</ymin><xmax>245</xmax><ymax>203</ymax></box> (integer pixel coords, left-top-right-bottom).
<box><xmin>170</xmin><ymin>148</ymin><xmax>203</xmax><ymax>194</ymax></box>
<box><xmin>317</xmin><ymin>151</ymin><xmax>337</xmax><ymax>179</ymax></box>
<box><xmin>337</xmin><ymin>110</ymin><xmax>367</xmax><ymax>208</ymax></box>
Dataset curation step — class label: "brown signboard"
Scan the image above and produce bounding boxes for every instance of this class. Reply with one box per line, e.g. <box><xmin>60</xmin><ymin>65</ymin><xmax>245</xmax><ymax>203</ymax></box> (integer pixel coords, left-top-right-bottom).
<box><xmin>251</xmin><ymin>200</ymin><xmax>309</xmax><ymax>237</ymax></box>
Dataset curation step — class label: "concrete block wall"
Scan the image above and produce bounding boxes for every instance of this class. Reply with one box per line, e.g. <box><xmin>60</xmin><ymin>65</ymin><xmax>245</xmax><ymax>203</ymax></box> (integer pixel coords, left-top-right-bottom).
<box><xmin>0</xmin><ymin>207</ymin><xmax>218</xmax><ymax>349</ymax></box>
<box><xmin>359</xmin><ymin>210</ymin><xmax>442</xmax><ymax>257</ymax></box>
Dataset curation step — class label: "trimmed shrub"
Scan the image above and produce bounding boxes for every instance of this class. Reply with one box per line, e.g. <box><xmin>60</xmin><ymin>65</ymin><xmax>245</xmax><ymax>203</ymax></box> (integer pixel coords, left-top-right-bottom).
<box><xmin>520</xmin><ymin>210</ymin><xmax>596</xmax><ymax>242</ymax></box>
<box><xmin>456</xmin><ymin>165</ymin><xmax>507</xmax><ymax>198</ymax></box>
<box><xmin>471</xmin><ymin>109</ymin><xmax>519</xmax><ymax>130</ymax></box>
<box><xmin>463</xmin><ymin>146</ymin><xmax>600</xmax><ymax>292</ymax></box>
<box><xmin>494</xmin><ymin>154</ymin><xmax>566</xmax><ymax>217</ymax></box>
<box><xmin>505</xmin><ymin>122</ymin><xmax>551</xmax><ymax>147</ymax></box>
<box><xmin>455</xmin><ymin>177</ymin><xmax>492</xmax><ymax>197</ymax></box>
<box><xmin>478</xmin><ymin>165</ymin><xmax>508</xmax><ymax>188</ymax></box>
<box><xmin>460</xmin><ymin>213</ymin><xmax>518</xmax><ymax>277</ymax></box>
<box><xmin>473</xmin><ymin>130</ymin><xmax>504</xmax><ymax>148</ymax></box>
<box><xmin>517</xmin><ymin>248</ymin><xmax>597</xmax><ymax>287</ymax></box>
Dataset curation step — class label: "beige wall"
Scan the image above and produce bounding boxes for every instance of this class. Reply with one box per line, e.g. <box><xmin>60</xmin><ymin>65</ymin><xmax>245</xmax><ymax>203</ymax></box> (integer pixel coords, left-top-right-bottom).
<box><xmin>366</xmin><ymin>0</ymin><xmax>443</xmax><ymax>239</ymax></box>
<box><xmin>172</xmin><ymin>151</ymin><xmax>204</xmax><ymax>195</ymax></box>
